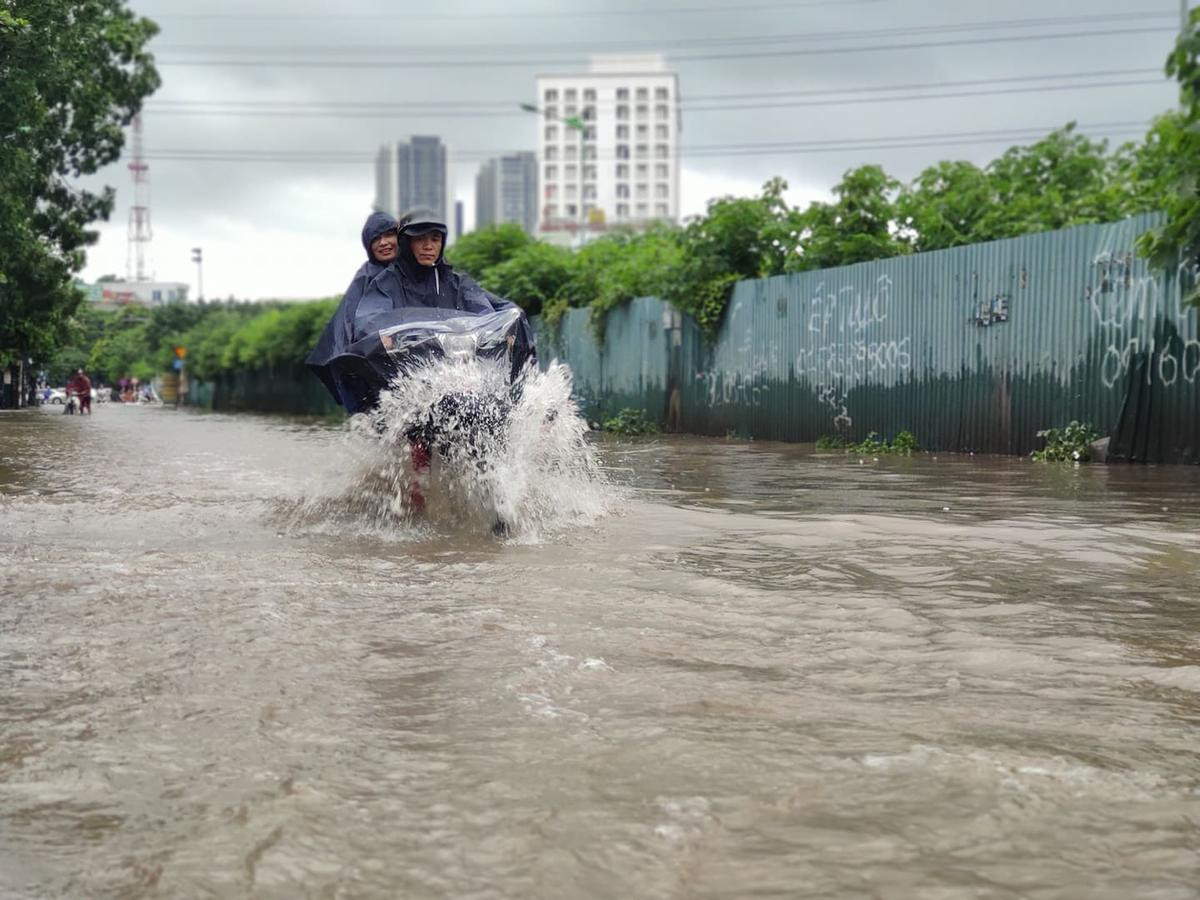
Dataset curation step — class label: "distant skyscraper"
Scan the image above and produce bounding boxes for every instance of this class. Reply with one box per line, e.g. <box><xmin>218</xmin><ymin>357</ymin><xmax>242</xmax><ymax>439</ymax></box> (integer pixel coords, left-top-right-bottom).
<box><xmin>373</xmin><ymin>135</ymin><xmax>447</xmax><ymax>224</ymax></box>
<box><xmin>475</xmin><ymin>151</ymin><xmax>538</xmax><ymax>234</ymax></box>
<box><xmin>454</xmin><ymin>200</ymin><xmax>464</xmax><ymax>241</ymax></box>
<box><xmin>535</xmin><ymin>55</ymin><xmax>680</xmax><ymax>242</ymax></box>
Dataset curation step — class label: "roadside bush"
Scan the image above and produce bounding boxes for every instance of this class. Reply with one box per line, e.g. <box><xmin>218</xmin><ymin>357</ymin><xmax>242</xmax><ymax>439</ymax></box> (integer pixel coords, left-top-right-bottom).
<box><xmin>848</xmin><ymin>430</ymin><xmax>920</xmax><ymax>455</ymax></box>
<box><xmin>1031</xmin><ymin>421</ymin><xmax>1100</xmax><ymax>462</ymax></box>
<box><xmin>602</xmin><ymin>407</ymin><xmax>660</xmax><ymax>436</ymax></box>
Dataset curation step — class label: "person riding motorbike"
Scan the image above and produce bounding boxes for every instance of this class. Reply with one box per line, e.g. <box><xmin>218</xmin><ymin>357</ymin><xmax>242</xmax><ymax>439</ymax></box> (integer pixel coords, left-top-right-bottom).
<box><xmin>305</xmin><ymin>210</ymin><xmax>536</xmax><ymax>526</ymax></box>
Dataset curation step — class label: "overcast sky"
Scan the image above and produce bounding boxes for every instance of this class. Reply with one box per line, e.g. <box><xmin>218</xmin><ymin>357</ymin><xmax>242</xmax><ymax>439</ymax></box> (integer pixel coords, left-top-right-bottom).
<box><xmin>77</xmin><ymin>0</ymin><xmax>1183</xmax><ymax>301</ymax></box>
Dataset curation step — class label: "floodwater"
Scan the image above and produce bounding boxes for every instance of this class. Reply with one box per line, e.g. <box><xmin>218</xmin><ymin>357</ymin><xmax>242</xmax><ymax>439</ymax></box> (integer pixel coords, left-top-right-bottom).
<box><xmin>2</xmin><ymin>400</ymin><xmax>1199</xmax><ymax>899</ymax></box>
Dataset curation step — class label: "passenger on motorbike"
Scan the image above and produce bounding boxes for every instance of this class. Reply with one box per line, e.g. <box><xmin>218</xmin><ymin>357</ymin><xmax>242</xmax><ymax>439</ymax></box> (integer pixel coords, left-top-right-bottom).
<box><xmin>305</xmin><ymin>211</ymin><xmax>399</xmax><ymax>410</ymax></box>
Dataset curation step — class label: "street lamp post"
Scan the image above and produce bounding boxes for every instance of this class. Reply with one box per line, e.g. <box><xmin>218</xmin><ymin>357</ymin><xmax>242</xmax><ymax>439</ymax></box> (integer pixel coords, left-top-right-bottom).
<box><xmin>191</xmin><ymin>247</ymin><xmax>204</xmax><ymax>301</ymax></box>
<box><xmin>521</xmin><ymin>103</ymin><xmax>589</xmax><ymax>246</ymax></box>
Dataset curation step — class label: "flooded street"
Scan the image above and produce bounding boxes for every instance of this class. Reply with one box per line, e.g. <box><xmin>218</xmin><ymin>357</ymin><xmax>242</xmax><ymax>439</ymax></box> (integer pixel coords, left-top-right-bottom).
<box><xmin>2</xmin><ymin>404</ymin><xmax>1199</xmax><ymax>899</ymax></box>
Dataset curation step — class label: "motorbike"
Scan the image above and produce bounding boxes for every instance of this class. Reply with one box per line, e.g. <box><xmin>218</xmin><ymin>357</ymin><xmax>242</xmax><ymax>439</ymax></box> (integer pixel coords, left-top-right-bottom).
<box><xmin>323</xmin><ymin>304</ymin><xmax>535</xmax><ymax>457</ymax></box>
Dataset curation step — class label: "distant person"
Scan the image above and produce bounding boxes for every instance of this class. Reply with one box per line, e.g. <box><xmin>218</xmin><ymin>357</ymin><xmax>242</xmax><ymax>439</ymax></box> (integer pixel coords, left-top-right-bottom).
<box><xmin>305</xmin><ymin>212</ymin><xmax>399</xmax><ymax>411</ymax></box>
<box><xmin>67</xmin><ymin>369</ymin><xmax>92</xmax><ymax>415</ymax></box>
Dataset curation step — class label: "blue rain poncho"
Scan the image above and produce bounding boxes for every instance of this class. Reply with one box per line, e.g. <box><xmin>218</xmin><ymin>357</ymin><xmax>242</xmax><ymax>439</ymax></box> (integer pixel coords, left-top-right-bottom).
<box><xmin>307</xmin><ymin>217</ymin><xmax>536</xmax><ymax>415</ymax></box>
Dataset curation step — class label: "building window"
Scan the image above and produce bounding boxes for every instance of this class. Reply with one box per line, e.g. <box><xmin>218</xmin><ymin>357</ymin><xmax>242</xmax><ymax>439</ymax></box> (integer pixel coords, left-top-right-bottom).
<box><xmin>655</xmin><ymin>87</ymin><xmax>669</xmax><ymax>100</ymax></box>
<box><xmin>564</xmin><ymin>145</ymin><xmax>577</xmax><ymax>160</ymax></box>
<box><xmin>655</xmin><ymin>124</ymin><xmax>668</xmax><ymax>139</ymax></box>
<box><xmin>636</xmin><ymin>203</ymin><xmax>648</xmax><ymax>217</ymax></box>
<box><xmin>544</xmin><ymin>164</ymin><xmax>557</xmax><ymax>179</ymax></box>
<box><xmin>655</xmin><ymin>163</ymin><xmax>669</xmax><ymax>178</ymax></box>
<box><xmin>545</xmin><ymin>203</ymin><xmax>558</xmax><ymax>218</ymax></box>
<box><xmin>616</xmin><ymin>105</ymin><xmax>629</xmax><ymax>120</ymax></box>
<box><xmin>545</xmin><ymin>146</ymin><xmax>558</xmax><ymax>160</ymax></box>
<box><xmin>565</xmin><ymin>184</ymin><xmax>577</xmax><ymax>198</ymax></box>
<box><xmin>564</xmin><ymin>105</ymin><xmax>577</xmax><ymax>118</ymax></box>
<box><xmin>583</xmin><ymin>126</ymin><xmax>596</xmax><ymax>141</ymax></box>
<box><xmin>636</xmin><ymin>163</ymin><xmax>648</xmax><ymax>178</ymax></box>
<box><xmin>583</xmin><ymin>184</ymin><xmax>597</xmax><ymax>200</ymax></box>
<box><xmin>655</xmin><ymin>203</ymin><xmax>669</xmax><ymax>217</ymax></box>
<box><xmin>636</xmin><ymin>183</ymin><xmax>648</xmax><ymax>198</ymax></box>
<box><xmin>616</xmin><ymin>124</ymin><xmax>629</xmax><ymax>140</ymax></box>
<box><xmin>583</xmin><ymin>88</ymin><xmax>596</xmax><ymax>102</ymax></box>
<box><xmin>616</xmin><ymin>163</ymin><xmax>629</xmax><ymax>178</ymax></box>
<box><xmin>616</xmin><ymin>144</ymin><xmax>629</xmax><ymax>159</ymax></box>
<box><xmin>656</xmin><ymin>183</ymin><xmax>669</xmax><ymax>198</ymax></box>
<box><xmin>635</xmin><ymin>144</ymin><xmax>648</xmax><ymax>159</ymax></box>
<box><xmin>616</xmin><ymin>202</ymin><xmax>630</xmax><ymax>217</ymax></box>
<box><xmin>582</xmin><ymin>145</ymin><xmax>597</xmax><ymax>160</ymax></box>
<box><xmin>565</xmin><ymin>164</ymin><xmax>577</xmax><ymax>179</ymax></box>
<box><xmin>565</xmin><ymin>203</ymin><xmax>578</xmax><ymax>217</ymax></box>
<box><xmin>583</xmin><ymin>164</ymin><xmax>597</xmax><ymax>180</ymax></box>
<box><xmin>636</xmin><ymin>87</ymin><xmax>648</xmax><ymax>101</ymax></box>
<box><xmin>565</xmin><ymin>88</ymin><xmax>577</xmax><ymax>101</ymax></box>
<box><xmin>544</xmin><ymin>88</ymin><xmax>558</xmax><ymax>102</ymax></box>
<box><xmin>616</xmin><ymin>87</ymin><xmax>629</xmax><ymax>101</ymax></box>
<box><xmin>544</xmin><ymin>105</ymin><xmax>558</xmax><ymax>120</ymax></box>
<box><xmin>616</xmin><ymin>183</ymin><xmax>630</xmax><ymax>198</ymax></box>
<box><xmin>636</xmin><ymin>124</ymin><xmax>648</xmax><ymax>139</ymax></box>
<box><xmin>655</xmin><ymin>144</ymin><xmax>669</xmax><ymax>158</ymax></box>
<box><xmin>544</xmin><ymin>184</ymin><xmax>557</xmax><ymax>199</ymax></box>
<box><xmin>582</xmin><ymin>106</ymin><xmax>596</xmax><ymax>121</ymax></box>
<box><xmin>636</xmin><ymin>105</ymin><xmax>648</xmax><ymax>120</ymax></box>
<box><xmin>655</xmin><ymin>104</ymin><xmax>669</xmax><ymax>119</ymax></box>
<box><xmin>544</xmin><ymin>125</ymin><xmax>558</xmax><ymax>141</ymax></box>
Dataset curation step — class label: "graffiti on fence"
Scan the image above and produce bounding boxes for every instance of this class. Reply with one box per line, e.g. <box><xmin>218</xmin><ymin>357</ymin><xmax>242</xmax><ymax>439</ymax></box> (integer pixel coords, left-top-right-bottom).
<box><xmin>1088</xmin><ymin>249</ymin><xmax>1199</xmax><ymax>389</ymax></box>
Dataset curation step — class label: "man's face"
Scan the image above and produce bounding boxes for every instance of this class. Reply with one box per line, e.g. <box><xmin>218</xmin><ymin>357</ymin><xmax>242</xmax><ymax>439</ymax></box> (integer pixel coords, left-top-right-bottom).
<box><xmin>370</xmin><ymin>231</ymin><xmax>398</xmax><ymax>263</ymax></box>
<box><xmin>409</xmin><ymin>231</ymin><xmax>443</xmax><ymax>267</ymax></box>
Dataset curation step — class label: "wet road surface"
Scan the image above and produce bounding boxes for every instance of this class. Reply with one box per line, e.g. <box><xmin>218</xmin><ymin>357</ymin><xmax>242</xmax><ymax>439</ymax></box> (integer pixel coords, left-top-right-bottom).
<box><xmin>2</xmin><ymin>404</ymin><xmax>1199</xmax><ymax>899</ymax></box>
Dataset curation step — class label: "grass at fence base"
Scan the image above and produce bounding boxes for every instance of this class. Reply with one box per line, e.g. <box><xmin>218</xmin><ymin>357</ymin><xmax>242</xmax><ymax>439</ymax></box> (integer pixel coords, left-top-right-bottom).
<box><xmin>602</xmin><ymin>407</ymin><xmax>661</xmax><ymax>436</ymax></box>
<box><xmin>1031</xmin><ymin>421</ymin><xmax>1100</xmax><ymax>462</ymax></box>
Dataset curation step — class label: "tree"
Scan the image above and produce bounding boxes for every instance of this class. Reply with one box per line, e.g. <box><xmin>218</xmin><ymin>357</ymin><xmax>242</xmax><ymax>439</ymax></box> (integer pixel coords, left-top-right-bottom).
<box><xmin>1138</xmin><ymin>8</ymin><xmax>1200</xmax><ymax>305</ymax></box>
<box><xmin>897</xmin><ymin>160</ymin><xmax>995</xmax><ymax>253</ymax></box>
<box><xmin>791</xmin><ymin>165</ymin><xmax>907</xmax><ymax>271</ymax></box>
<box><xmin>478</xmin><ymin>242</ymin><xmax>576</xmax><ymax>317</ymax></box>
<box><xmin>0</xmin><ymin>1</ymin><xmax>159</xmax><ymax>366</ymax></box>
<box><xmin>445</xmin><ymin>224</ymin><xmax>533</xmax><ymax>281</ymax></box>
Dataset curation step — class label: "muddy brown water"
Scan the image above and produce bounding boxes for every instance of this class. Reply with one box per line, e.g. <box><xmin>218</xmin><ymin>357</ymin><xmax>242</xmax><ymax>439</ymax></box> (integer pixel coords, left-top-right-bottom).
<box><xmin>2</xmin><ymin>404</ymin><xmax>1198</xmax><ymax>899</ymax></box>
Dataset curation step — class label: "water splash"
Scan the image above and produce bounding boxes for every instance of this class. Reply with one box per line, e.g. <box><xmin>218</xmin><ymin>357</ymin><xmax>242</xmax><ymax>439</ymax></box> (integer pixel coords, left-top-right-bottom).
<box><xmin>293</xmin><ymin>359</ymin><xmax>609</xmax><ymax>540</ymax></box>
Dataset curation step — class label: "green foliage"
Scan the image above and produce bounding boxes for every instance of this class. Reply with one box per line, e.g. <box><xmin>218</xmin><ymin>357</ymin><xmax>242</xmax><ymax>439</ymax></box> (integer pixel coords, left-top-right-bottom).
<box><xmin>848</xmin><ymin>430</ymin><xmax>920</xmax><ymax>455</ymax></box>
<box><xmin>0</xmin><ymin>0</ymin><xmax>160</xmax><ymax>365</ymax></box>
<box><xmin>791</xmin><ymin>166</ymin><xmax>909</xmax><ymax>271</ymax></box>
<box><xmin>445</xmin><ymin>223</ymin><xmax>533</xmax><ymax>281</ymax></box>
<box><xmin>478</xmin><ymin>242</ymin><xmax>575</xmax><ymax>317</ymax></box>
<box><xmin>602</xmin><ymin>407</ymin><xmax>661</xmax><ymax>436</ymax></box>
<box><xmin>1137</xmin><ymin>9</ymin><xmax>1200</xmax><ymax>306</ymax></box>
<box><xmin>814</xmin><ymin>434</ymin><xmax>848</xmax><ymax>450</ymax></box>
<box><xmin>1031</xmin><ymin>421</ymin><xmax>1100</xmax><ymax>463</ymax></box>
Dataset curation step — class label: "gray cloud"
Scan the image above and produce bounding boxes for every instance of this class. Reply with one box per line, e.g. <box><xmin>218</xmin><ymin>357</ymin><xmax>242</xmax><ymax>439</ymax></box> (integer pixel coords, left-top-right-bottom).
<box><xmin>79</xmin><ymin>0</ymin><xmax>1182</xmax><ymax>299</ymax></box>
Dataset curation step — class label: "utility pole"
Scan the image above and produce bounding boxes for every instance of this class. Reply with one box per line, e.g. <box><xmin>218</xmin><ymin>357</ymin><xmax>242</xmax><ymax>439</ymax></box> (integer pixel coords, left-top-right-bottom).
<box><xmin>126</xmin><ymin>115</ymin><xmax>153</xmax><ymax>282</ymax></box>
<box><xmin>191</xmin><ymin>247</ymin><xmax>204</xmax><ymax>301</ymax></box>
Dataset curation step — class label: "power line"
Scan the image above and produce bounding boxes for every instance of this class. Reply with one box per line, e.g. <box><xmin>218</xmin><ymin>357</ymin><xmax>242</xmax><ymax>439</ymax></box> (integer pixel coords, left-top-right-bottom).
<box><xmin>145</xmin><ymin>68</ymin><xmax>1164</xmax><ymax>113</ymax></box>
<box><xmin>154</xmin><ymin>26</ymin><xmax>1177</xmax><ymax>67</ymax></box>
<box><xmin>154</xmin><ymin>12</ymin><xmax>1176</xmax><ymax>55</ymax></box>
<box><xmin>145</xmin><ymin>0</ymin><xmax>884</xmax><ymax>21</ymax></box>
<box><xmin>135</xmin><ymin>119</ymin><xmax>1153</xmax><ymax>164</ymax></box>
<box><xmin>142</xmin><ymin>76</ymin><xmax>1165</xmax><ymax>120</ymax></box>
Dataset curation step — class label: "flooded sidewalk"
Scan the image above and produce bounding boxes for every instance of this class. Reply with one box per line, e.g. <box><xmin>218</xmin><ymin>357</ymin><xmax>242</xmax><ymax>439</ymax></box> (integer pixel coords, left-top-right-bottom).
<box><xmin>1</xmin><ymin>405</ymin><xmax>1198</xmax><ymax>898</ymax></box>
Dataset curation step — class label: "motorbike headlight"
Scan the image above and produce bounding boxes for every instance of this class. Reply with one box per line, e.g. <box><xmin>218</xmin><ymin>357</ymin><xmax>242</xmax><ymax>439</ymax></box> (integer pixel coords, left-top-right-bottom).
<box><xmin>439</xmin><ymin>332</ymin><xmax>478</xmax><ymax>361</ymax></box>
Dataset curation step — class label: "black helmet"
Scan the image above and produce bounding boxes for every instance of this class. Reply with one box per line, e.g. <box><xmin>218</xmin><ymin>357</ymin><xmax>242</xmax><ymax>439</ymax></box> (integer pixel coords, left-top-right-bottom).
<box><xmin>398</xmin><ymin>207</ymin><xmax>448</xmax><ymax>238</ymax></box>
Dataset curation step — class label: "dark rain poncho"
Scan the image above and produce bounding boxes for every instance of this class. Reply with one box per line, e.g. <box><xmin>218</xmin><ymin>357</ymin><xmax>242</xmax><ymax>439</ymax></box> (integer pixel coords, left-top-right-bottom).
<box><xmin>307</xmin><ymin>226</ymin><xmax>536</xmax><ymax>415</ymax></box>
<box><xmin>306</xmin><ymin>211</ymin><xmax>399</xmax><ymax>409</ymax></box>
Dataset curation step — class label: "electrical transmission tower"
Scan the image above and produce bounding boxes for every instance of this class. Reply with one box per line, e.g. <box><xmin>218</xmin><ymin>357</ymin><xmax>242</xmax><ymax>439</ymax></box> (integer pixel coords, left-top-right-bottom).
<box><xmin>126</xmin><ymin>115</ymin><xmax>153</xmax><ymax>282</ymax></box>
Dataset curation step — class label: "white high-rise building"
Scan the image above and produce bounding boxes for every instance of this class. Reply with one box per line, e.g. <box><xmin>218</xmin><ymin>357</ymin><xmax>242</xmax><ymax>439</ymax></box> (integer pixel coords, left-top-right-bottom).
<box><xmin>535</xmin><ymin>55</ymin><xmax>679</xmax><ymax>243</ymax></box>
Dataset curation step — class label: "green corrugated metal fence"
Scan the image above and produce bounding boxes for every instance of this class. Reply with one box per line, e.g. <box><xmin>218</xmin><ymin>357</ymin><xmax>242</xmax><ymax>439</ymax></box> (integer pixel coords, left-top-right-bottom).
<box><xmin>540</xmin><ymin>213</ymin><xmax>1200</xmax><ymax>462</ymax></box>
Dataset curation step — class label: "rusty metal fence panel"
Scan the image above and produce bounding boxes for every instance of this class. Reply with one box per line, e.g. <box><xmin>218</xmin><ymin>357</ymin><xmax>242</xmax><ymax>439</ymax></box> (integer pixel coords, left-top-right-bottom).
<box><xmin>537</xmin><ymin>213</ymin><xmax>1199</xmax><ymax>461</ymax></box>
